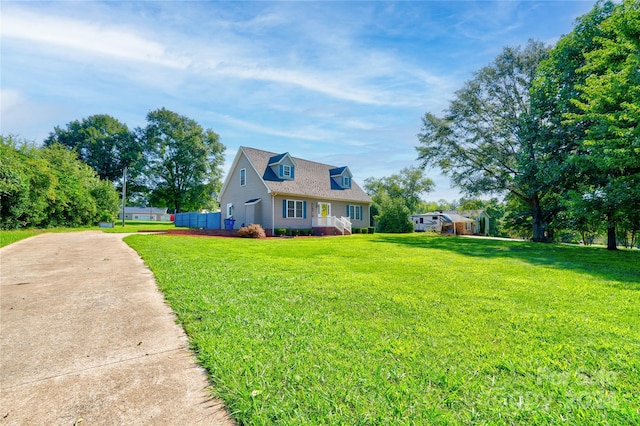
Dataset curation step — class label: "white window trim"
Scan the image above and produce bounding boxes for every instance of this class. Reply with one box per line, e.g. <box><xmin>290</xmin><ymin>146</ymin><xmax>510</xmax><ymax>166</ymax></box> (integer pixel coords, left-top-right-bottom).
<box><xmin>286</xmin><ymin>199</ymin><xmax>304</xmax><ymax>219</ymax></box>
<box><xmin>240</xmin><ymin>168</ymin><xmax>246</xmax><ymax>186</ymax></box>
<box><xmin>282</xmin><ymin>164</ymin><xmax>292</xmax><ymax>178</ymax></box>
<box><xmin>226</xmin><ymin>203</ymin><xmax>233</xmax><ymax>218</ymax></box>
<box><xmin>348</xmin><ymin>205</ymin><xmax>362</xmax><ymax>220</ymax></box>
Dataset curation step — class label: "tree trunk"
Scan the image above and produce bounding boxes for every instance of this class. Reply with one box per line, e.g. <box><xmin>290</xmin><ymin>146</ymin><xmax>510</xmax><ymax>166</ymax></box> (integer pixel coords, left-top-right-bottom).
<box><xmin>606</xmin><ymin>216</ymin><xmax>617</xmax><ymax>250</ymax></box>
<box><xmin>531</xmin><ymin>195</ymin><xmax>546</xmax><ymax>242</ymax></box>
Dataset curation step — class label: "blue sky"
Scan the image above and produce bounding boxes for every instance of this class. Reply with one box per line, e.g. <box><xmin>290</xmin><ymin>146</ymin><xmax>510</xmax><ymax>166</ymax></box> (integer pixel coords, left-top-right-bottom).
<box><xmin>1</xmin><ymin>1</ymin><xmax>597</xmax><ymax>201</ymax></box>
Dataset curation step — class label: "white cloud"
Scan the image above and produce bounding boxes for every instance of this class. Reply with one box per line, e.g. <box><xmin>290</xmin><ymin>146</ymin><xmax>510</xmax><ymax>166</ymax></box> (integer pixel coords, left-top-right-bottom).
<box><xmin>211</xmin><ymin>113</ymin><xmax>341</xmax><ymax>142</ymax></box>
<box><xmin>2</xmin><ymin>4</ymin><xmax>450</xmax><ymax>109</ymax></box>
<box><xmin>1</xmin><ymin>89</ymin><xmax>23</xmax><ymax>115</ymax></box>
<box><xmin>1</xmin><ymin>8</ymin><xmax>188</xmax><ymax>68</ymax></box>
<box><xmin>0</xmin><ymin>89</ymin><xmax>67</xmax><ymax>142</ymax></box>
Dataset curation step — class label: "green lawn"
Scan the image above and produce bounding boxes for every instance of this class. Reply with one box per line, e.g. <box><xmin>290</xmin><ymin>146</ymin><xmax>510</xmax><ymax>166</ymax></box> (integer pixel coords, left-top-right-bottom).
<box><xmin>0</xmin><ymin>221</ymin><xmax>180</xmax><ymax>248</ymax></box>
<box><xmin>98</xmin><ymin>220</ymin><xmax>179</xmax><ymax>234</ymax></box>
<box><xmin>126</xmin><ymin>233</ymin><xmax>639</xmax><ymax>425</ymax></box>
<box><xmin>0</xmin><ymin>229</ymin><xmax>50</xmax><ymax>247</ymax></box>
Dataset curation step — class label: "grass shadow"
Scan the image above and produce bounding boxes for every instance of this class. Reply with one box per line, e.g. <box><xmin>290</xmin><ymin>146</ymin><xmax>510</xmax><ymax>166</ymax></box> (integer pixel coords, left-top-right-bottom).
<box><xmin>372</xmin><ymin>234</ymin><xmax>640</xmax><ymax>289</ymax></box>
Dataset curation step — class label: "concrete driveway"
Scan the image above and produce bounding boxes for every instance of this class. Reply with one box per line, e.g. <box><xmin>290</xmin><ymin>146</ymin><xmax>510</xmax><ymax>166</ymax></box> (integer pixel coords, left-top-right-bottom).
<box><xmin>0</xmin><ymin>231</ymin><xmax>233</xmax><ymax>425</ymax></box>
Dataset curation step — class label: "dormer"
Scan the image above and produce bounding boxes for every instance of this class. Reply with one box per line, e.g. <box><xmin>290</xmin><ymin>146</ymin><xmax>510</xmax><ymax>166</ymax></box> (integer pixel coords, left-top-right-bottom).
<box><xmin>268</xmin><ymin>152</ymin><xmax>297</xmax><ymax>180</ymax></box>
<box><xmin>330</xmin><ymin>166</ymin><xmax>353</xmax><ymax>189</ymax></box>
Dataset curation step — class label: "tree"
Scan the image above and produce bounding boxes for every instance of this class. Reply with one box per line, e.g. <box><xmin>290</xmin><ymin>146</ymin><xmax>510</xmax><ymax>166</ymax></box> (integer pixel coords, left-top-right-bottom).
<box><xmin>140</xmin><ymin>108</ymin><xmax>225</xmax><ymax>213</ymax></box>
<box><xmin>364</xmin><ymin>166</ymin><xmax>434</xmax><ymax>233</ymax></box>
<box><xmin>374</xmin><ymin>193</ymin><xmax>415</xmax><ymax>233</ymax></box>
<box><xmin>364</xmin><ymin>166</ymin><xmax>434</xmax><ymax>214</ymax></box>
<box><xmin>565</xmin><ymin>0</ymin><xmax>640</xmax><ymax>250</ymax></box>
<box><xmin>1</xmin><ymin>136</ymin><xmax>119</xmax><ymax>229</ymax></box>
<box><xmin>529</xmin><ymin>0</ymin><xmax>619</xmax><ymax>248</ymax></box>
<box><xmin>44</xmin><ymin>114</ymin><xmax>141</xmax><ymax>183</ymax></box>
<box><xmin>40</xmin><ymin>143</ymin><xmax>119</xmax><ymax>227</ymax></box>
<box><xmin>416</xmin><ymin>40</ymin><xmax>553</xmax><ymax>241</ymax></box>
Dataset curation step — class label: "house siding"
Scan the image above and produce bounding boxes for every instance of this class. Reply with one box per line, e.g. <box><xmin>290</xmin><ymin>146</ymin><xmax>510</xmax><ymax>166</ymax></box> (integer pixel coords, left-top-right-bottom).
<box><xmin>219</xmin><ymin>147</ymin><xmax>373</xmax><ymax>235</ymax></box>
<box><xmin>272</xmin><ymin>198</ymin><xmax>370</xmax><ymax>230</ymax></box>
<box><xmin>220</xmin><ymin>153</ymin><xmax>270</xmax><ymax>228</ymax></box>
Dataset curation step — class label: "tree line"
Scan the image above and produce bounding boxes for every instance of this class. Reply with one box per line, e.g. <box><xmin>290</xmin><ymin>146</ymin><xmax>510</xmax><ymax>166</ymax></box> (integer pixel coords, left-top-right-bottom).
<box><xmin>408</xmin><ymin>0</ymin><xmax>637</xmax><ymax>250</ymax></box>
<box><xmin>1</xmin><ymin>108</ymin><xmax>226</xmax><ymax>229</ymax></box>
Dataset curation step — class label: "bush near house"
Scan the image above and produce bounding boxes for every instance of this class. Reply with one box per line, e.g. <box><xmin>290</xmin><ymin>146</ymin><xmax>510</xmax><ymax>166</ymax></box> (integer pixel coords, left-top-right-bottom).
<box><xmin>237</xmin><ymin>224</ymin><xmax>266</xmax><ymax>239</ymax></box>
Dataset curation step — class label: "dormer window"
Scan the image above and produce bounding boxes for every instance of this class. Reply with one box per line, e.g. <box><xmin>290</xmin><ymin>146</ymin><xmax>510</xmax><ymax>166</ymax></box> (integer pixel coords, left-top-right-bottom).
<box><xmin>268</xmin><ymin>152</ymin><xmax>296</xmax><ymax>181</ymax></box>
<box><xmin>330</xmin><ymin>166</ymin><xmax>353</xmax><ymax>190</ymax></box>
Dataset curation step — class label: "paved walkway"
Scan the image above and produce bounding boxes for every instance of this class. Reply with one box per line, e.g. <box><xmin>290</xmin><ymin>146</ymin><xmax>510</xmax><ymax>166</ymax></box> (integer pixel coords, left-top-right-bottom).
<box><xmin>0</xmin><ymin>231</ymin><xmax>233</xmax><ymax>425</ymax></box>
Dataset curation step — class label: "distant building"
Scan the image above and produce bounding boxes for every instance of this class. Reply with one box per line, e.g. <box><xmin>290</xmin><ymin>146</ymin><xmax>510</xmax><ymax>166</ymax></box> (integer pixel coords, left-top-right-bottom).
<box><xmin>119</xmin><ymin>207</ymin><xmax>172</xmax><ymax>221</ymax></box>
<box><xmin>411</xmin><ymin>210</ymin><xmax>490</xmax><ymax>236</ymax></box>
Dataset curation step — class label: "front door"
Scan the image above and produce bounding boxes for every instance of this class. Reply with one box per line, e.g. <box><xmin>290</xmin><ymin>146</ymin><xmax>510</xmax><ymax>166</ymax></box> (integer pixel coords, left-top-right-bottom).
<box><xmin>318</xmin><ymin>202</ymin><xmax>331</xmax><ymax>226</ymax></box>
<box><xmin>319</xmin><ymin>202</ymin><xmax>331</xmax><ymax>217</ymax></box>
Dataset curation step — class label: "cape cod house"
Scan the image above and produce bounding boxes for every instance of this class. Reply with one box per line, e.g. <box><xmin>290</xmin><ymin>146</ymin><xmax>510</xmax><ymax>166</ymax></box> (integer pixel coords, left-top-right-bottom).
<box><xmin>218</xmin><ymin>147</ymin><xmax>373</xmax><ymax>236</ymax></box>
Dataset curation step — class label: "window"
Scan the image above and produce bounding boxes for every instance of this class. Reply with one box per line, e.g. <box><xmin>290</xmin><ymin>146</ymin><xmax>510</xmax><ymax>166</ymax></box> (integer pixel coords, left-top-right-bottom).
<box><xmin>284</xmin><ymin>199</ymin><xmax>305</xmax><ymax>219</ymax></box>
<box><xmin>282</xmin><ymin>165</ymin><xmax>292</xmax><ymax>178</ymax></box>
<box><xmin>226</xmin><ymin>203</ymin><xmax>233</xmax><ymax>217</ymax></box>
<box><xmin>465</xmin><ymin>222</ymin><xmax>473</xmax><ymax>231</ymax></box>
<box><xmin>342</xmin><ymin>176</ymin><xmax>351</xmax><ymax>188</ymax></box>
<box><xmin>240</xmin><ymin>168</ymin><xmax>246</xmax><ymax>186</ymax></box>
<box><xmin>347</xmin><ymin>205</ymin><xmax>362</xmax><ymax>220</ymax></box>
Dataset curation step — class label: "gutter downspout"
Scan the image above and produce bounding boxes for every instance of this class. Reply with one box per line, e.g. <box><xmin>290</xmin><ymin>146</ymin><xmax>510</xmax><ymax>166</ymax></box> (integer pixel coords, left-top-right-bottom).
<box><xmin>271</xmin><ymin>192</ymin><xmax>276</xmax><ymax>237</ymax></box>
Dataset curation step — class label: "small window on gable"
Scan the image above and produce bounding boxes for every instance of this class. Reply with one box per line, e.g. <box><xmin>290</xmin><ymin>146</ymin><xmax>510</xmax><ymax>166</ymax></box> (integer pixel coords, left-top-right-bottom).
<box><xmin>343</xmin><ymin>176</ymin><xmax>351</xmax><ymax>188</ymax></box>
<box><xmin>240</xmin><ymin>168</ymin><xmax>246</xmax><ymax>186</ymax></box>
<box><xmin>282</xmin><ymin>165</ymin><xmax>292</xmax><ymax>178</ymax></box>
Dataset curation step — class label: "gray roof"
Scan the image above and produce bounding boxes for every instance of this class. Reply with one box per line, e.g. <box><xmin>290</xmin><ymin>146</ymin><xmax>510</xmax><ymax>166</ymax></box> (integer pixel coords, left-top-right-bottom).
<box><xmin>412</xmin><ymin>212</ymin><xmax>474</xmax><ymax>223</ymax></box>
<box><xmin>445</xmin><ymin>209</ymin><xmax>489</xmax><ymax>219</ymax></box>
<box><xmin>124</xmin><ymin>206</ymin><xmax>168</xmax><ymax>214</ymax></box>
<box><xmin>242</xmin><ymin>146</ymin><xmax>373</xmax><ymax>203</ymax></box>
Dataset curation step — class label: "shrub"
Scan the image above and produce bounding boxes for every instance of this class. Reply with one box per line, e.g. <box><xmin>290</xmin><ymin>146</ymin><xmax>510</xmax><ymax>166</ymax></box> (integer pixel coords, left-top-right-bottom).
<box><xmin>377</xmin><ymin>203</ymin><xmax>414</xmax><ymax>233</ymax></box>
<box><xmin>238</xmin><ymin>224</ymin><xmax>266</xmax><ymax>239</ymax></box>
<box><xmin>275</xmin><ymin>228</ymin><xmax>287</xmax><ymax>236</ymax></box>
<box><xmin>368</xmin><ymin>227</ymin><xmax>375</xmax><ymax>234</ymax></box>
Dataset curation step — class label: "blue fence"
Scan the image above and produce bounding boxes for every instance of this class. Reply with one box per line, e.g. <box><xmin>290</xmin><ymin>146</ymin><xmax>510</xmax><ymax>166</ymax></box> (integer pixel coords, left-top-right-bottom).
<box><xmin>174</xmin><ymin>212</ymin><xmax>221</xmax><ymax>229</ymax></box>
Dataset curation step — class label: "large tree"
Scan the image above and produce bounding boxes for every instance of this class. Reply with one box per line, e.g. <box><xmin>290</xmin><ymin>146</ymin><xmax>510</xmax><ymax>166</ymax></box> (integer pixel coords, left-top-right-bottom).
<box><xmin>1</xmin><ymin>136</ymin><xmax>119</xmax><ymax>229</ymax></box>
<box><xmin>529</xmin><ymin>0</ymin><xmax>619</xmax><ymax>248</ymax></box>
<box><xmin>44</xmin><ymin>114</ymin><xmax>141</xmax><ymax>183</ymax></box>
<box><xmin>416</xmin><ymin>40</ymin><xmax>552</xmax><ymax>241</ymax></box>
<box><xmin>364</xmin><ymin>166</ymin><xmax>434</xmax><ymax>233</ymax></box>
<box><xmin>565</xmin><ymin>0</ymin><xmax>640</xmax><ymax>250</ymax></box>
<box><xmin>140</xmin><ymin>108</ymin><xmax>225</xmax><ymax>213</ymax></box>
<box><xmin>364</xmin><ymin>166</ymin><xmax>434</xmax><ymax>214</ymax></box>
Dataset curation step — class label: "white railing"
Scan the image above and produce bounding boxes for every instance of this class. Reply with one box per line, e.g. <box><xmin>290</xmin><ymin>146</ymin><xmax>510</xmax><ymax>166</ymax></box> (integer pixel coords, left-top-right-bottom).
<box><xmin>339</xmin><ymin>216</ymin><xmax>352</xmax><ymax>234</ymax></box>
<box><xmin>312</xmin><ymin>216</ymin><xmax>352</xmax><ymax>235</ymax></box>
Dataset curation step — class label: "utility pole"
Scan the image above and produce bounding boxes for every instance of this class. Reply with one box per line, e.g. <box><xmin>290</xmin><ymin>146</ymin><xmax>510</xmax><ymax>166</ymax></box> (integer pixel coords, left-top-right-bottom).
<box><xmin>121</xmin><ymin>166</ymin><xmax>127</xmax><ymax>227</ymax></box>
